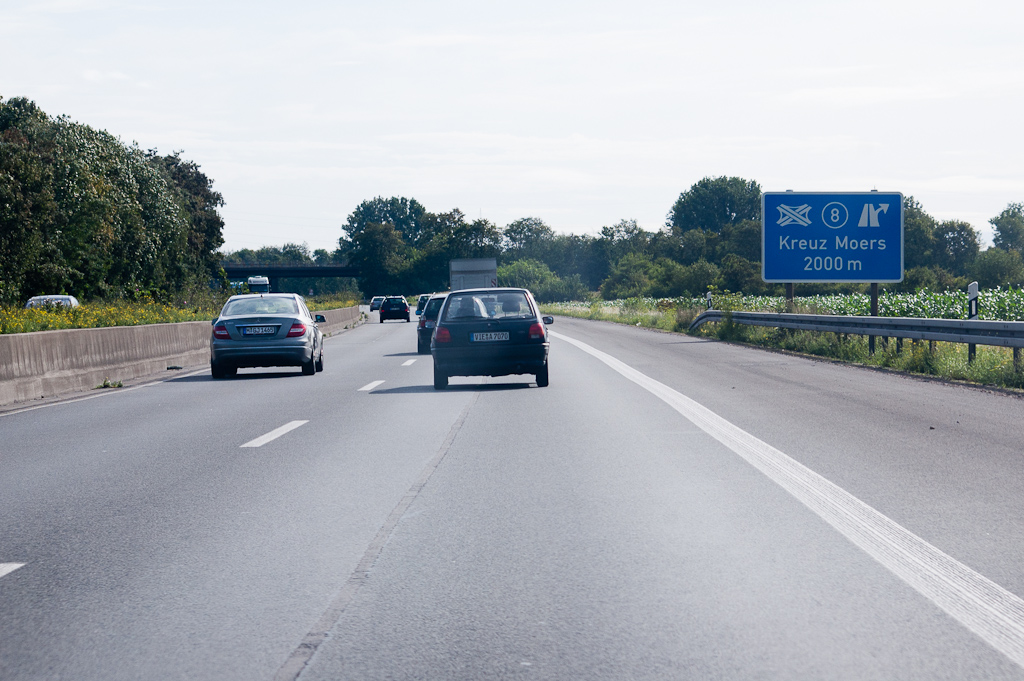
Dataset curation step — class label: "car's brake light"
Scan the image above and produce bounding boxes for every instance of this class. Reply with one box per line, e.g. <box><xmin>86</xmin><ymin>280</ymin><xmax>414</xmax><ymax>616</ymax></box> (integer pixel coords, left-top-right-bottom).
<box><xmin>529</xmin><ymin>322</ymin><xmax>546</xmax><ymax>340</ymax></box>
<box><xmin>434</xmin><ymin>326</ymin><xmax>451</xmax><ymax>343</ymax></box>
<box><xmin>287</xmin><ymin>323</ymin><xmax>306</xmax><ymax>337</ymax></box>
<box><xmin>213</xmin><ymin>324</ymin><xmax>229</xmax><ymax>339</ymax></box>
<box><xmin>418</xmin><ymin>317</ymin><xmax>426</xmax><ymax>329</ymax></box>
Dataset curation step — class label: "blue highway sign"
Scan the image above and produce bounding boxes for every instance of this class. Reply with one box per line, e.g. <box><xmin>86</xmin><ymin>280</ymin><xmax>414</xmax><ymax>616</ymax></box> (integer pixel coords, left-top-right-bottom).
<box><xmin>762</xmin><ymin>192</ymin><xmax>904</xmax><ymax>283</ymax></box>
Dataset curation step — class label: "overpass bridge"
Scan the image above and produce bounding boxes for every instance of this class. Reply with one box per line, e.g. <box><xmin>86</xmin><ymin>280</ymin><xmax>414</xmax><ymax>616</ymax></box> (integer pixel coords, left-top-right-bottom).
<box><xmin>220</xmin><ymin>264</ymin><xmax>360</xmax><ymax>291</ymax></box>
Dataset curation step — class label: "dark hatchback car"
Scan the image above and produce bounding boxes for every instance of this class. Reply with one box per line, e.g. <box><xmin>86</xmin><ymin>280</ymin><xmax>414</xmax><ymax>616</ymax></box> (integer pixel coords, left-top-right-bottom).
<box><xmin>210</xmin><ymin>293</ymin><xmax>325</xmax><ymax>378</ymax></box>
<box><xmin>430</xmin><ymin>288</ymin><xmax>552</xmax><ymax>389</ymax></box>
<box><xmin>379</xmin><ymin>296</ymin><xmax>411</xmax><ymax>322</ymax></box>
<box><xmin>416</xmin><ymin>293</ymin><xmax>448</xmax><ymax>354</ymax></box>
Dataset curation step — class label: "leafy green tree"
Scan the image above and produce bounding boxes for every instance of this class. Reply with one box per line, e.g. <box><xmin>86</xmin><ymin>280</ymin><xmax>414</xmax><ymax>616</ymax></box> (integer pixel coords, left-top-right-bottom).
<box><xmin>502</xmin><ymin>217</ymin><xmax>555</xmax><ymax>262</ymax></box>
<box><xmin>344</xmin><ymin>196</ymin><xmax>427</xmax><ymax>246</ymax></box>
<box><xmin>497</xmin><ymin>258</ymin><xmax>588</xmax><ymax>302</ymax></box>
<box><xmin>678</xmin><ymin>228</ymin><xmax>709</xmax><ymax>265</ymax></box>
<box><xmin>0</xmin><ymin>96</ymin><xmax>220</xmax><ymax>302</ymax></box>
<box><xmin>667</xmin><ymin>176</ymin><xmax>761</xmax><ymax>235</ymax></box>
<box><xmin>990</xmin><ymin>203</ymin><xmax>1024</xmax><ymax>254</ymax></box>
<box><xmin>680</xmin><ymin>259</ymin><xmax>720</xmax><ymax>296</ymax></box>
<box><xmin>600</xmin><ymin>252</ymin><xmax>655</xmax><ymax>299</ymax></box>
<box><xmin>971</xmin><ymin>248</ymin><xmax>1024</xmax><ymax>289</ymax></box>
<box><xmin>0</xmin><ymin>126</ymin><xmax>54</xmax><ymax>304</ymax></box>
<box><xmin>544</xmin><ymin>233</ymin><xmax>606</xmax><ymax>289</ymax></box>
<box><xmin>648</xmin><ymin>258</ymin><xmax>688</xmax><ymax>297</ymax></box>
<box><xmin>455</xmin><ymin>217</ymin><xmax>503</xmax><ymax>259</ymax></box>
<box><xmin>902</xmin><ymin>196</ymin><xmax>937</xmax><ymax>269</ymax></box>
<box><xmin>716</xmin><ymin>219</ymin><xmax>761</xmax><ymax>263</ymax></box>
<box><xmin>892</xmin><ymin>266</ymin><xmax>940</xmax><ymax>293</ymax></box>
<box><xmin>932</xmin><ymin>220</ymin><xmax>979</xmax><ymax>275</ymax></box>
<box><xmin>347</xmin><ymin>222</ymin><xmax>409</xmax><ymax>295</ymax></box>
<box><xmin>597</xmin><ymin>219</ymin><xmax>651</xmax><ymax>270</ymax></box>
<box><xmin>719</xmin><ymin>254</ymin><xmax>767</xmax><ymax>294</ymax></box>
<box><xmin>402</xmin><ymin>210</ymin><xmax>502</xmax><ymax>291</ymax></box>
<box><xmin>147</xmin><ymin>151</ymin><xmax>225</xmax><ymax>279</ymax></box>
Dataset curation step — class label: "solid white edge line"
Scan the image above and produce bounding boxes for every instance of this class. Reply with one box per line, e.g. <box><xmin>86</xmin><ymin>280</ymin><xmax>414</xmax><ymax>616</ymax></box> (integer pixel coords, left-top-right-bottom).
<box><xmin>241</xmin><ymin>420</ymin><xmax>309</xmax><ymax>448</ymax></box>
<box><xmin>551</xmin><ymin>329</ymin><xmax>1024</xmax><ymax>670</ymax></box>
<box><xmin>0</xmin><ymin>563</ymin><xmax>25</xmax><ymax>579</ymax></box>
<box><xmin>358</xmin><ymin>380</ymin><xmax>385</xmax><ymax>391</ymax></box>
<box><xmin>402</xmin><ymin>359</ymin><xmax>416</xmax><ymax>366</ymax></box>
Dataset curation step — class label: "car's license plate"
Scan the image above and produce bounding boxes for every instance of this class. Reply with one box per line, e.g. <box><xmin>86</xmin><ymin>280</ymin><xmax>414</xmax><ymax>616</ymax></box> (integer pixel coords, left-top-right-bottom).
<box><xmin>242</xmin><ymin>326</ymin><xmax>276</xmax><ymax>336</ymax></box>
<box><xmin>471</xmin><ymin>332</ymin><xmax>509</xmax><ymax>342</ymax></box>
<box><xmin>425</xmin><ymin>321</ymin><xmax>435</xmax><ymax>328</ymax></box>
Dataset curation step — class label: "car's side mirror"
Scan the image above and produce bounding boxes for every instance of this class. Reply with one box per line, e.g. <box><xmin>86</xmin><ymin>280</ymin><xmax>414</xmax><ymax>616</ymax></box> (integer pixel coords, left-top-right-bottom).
<box><xmin>416</xmin><ymin>309</ymin><xmax>423</xmax><ymax>315</ymax></box>
<box><xmin>314</xmin><ymin>314</ymin><xmax>327</xmax><ymax>323</ymax></box>
<box><xmin>543</xmin><ymin>316</ymin><xmax>554</xmax><ymax>325</ymax></box>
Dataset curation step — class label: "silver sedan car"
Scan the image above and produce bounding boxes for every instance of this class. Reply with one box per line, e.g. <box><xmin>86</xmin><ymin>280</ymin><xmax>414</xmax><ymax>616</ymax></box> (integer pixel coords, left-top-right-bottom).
<box><xmin>210</xmin><ymin>293</ymin><xmax>325</xmax><ymax>378</ymax></box>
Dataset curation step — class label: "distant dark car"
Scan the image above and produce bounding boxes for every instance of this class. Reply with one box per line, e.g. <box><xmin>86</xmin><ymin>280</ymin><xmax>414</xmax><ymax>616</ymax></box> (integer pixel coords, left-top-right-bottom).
<box><xmin>25</xmin><ymin>295</ymin><xmax>79</xmax><ymax>309</ymax></box>
<box><xmin>430</xmin><ymin>288</ymin><xmax>552</xmax><ymax>389</ymax></box>
<box><xmin>379</xmin><ymin>296</ymin><xmax>410</xmax><ymax>322</ymax></box>
<box><xmin>369</xmin><ymin>296</ymin><xmax>386</xmax><ymax>311</ymax></box>
<box><xmin>210</xmin><ymin>293</ymin><xmax>325</xmax><ymax>378</ymax></box>
<box><xmin>416</xmin><ymin>293</ymin><xmax>448</xmax><ymax>354</ymax></box>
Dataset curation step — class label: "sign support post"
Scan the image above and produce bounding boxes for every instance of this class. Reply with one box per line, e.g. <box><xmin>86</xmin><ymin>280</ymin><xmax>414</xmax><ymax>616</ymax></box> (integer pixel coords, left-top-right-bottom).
<box><xmin>869</xmin><ymin>283</ymin><xmax>878</xmax><ymax>355</ymax></box>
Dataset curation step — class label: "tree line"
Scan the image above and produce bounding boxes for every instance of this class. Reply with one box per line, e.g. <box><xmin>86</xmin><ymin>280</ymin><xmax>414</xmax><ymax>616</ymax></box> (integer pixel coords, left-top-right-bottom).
<box><xmin>0</xmin><ymin>97</ymin><xmax>225</xmax><ymax>306</ymax></box>
<box><xmin>322</xmin><ymin>178</ymin><xmax>1024</xmax><ymax>301</ymax></box>
<box><xmin>5</xmin><ymin>96</ymin><xmax>1023</xmax><ymax>305</ymax></box>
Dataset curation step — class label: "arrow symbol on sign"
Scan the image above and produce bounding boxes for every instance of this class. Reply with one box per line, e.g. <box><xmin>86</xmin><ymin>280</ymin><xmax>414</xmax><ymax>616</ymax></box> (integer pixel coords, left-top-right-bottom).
<box><xmin>777</xmin><ymin>204</ymin><xmax>812</xmax><ymax>227</ymax></box>
<box><xmin>858</xmin><ymin>203</ymin><xmax>889</xmax><ymax>227</ymax></box>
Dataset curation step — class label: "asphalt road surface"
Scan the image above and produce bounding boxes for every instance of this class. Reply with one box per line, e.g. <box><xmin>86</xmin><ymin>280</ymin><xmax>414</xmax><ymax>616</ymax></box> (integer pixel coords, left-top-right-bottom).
<box><xmin>4</xmin><ymin>312</ymin><xmax>1024</xmax><ymax>680</ymax></box>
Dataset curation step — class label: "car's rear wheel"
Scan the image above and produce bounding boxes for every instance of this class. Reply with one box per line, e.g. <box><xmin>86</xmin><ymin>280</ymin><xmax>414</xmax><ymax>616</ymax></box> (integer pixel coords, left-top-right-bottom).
<box><xmin>433</xmin><ymin>366</ymin><xmax>448</xmax><ymax>390</ymax></box>
<box><xmin>314</xmin><ymin>348</ymin><xmax>324</xmax><ymax>372</ymax></box>
<box><xmin>417</xmin><ymin>339</ymin><xmax>429</xmax><ymax>354</ymax></box>
<box><xmin>302</xmin><ymin>356</ymin><xmax>316</xmax><ymax>375</ymax></box>
<box><xmin>211</xmin><ymin>360</ymin><xmax>228</xmax><ymax>379</ymax></box>
<box><xmin>379</xmin><ymin>317</ymin><xmax>384</xmax><ymax>323</ymax></box>
<box><xmin>536</xmin><ymin>362</ymin><xmax>549</xmax><ymax>387</ymax></box>
<box><xmin>406</xmin><ymin>315</ymin><xmax>410</xmax><ymax>322</ymax></box>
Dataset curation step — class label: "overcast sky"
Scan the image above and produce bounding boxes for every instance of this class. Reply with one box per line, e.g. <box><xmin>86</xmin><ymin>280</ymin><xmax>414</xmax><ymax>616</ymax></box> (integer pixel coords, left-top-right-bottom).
<box><xmin>3</xmin><ymin>0</ymin><xmax>1022</xmax><ymax>253</ymax></box>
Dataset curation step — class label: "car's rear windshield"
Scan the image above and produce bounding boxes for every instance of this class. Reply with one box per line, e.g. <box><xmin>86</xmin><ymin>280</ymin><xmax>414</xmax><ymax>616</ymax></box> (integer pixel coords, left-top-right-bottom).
<box><xmin>442</xmin><ymin>292</ymin><xmax>532</xmax><ymax>321</ymax></box>
<box><xmin>423</xmin><ymin>298</ymin><xmax>445</xmax><ymax>317</ymax></box>
<box><xmin>222</xmin><ymin>297</ymin><xmax>299</xmax><ymax>316</ymax></box>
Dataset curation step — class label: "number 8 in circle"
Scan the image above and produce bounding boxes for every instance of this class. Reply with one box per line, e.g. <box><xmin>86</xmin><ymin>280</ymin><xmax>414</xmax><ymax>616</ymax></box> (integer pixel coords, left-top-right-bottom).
<box><xmin>822</xmin><ymin>202</ymin><xmax>849</xmax><ymax>229</ymax></box>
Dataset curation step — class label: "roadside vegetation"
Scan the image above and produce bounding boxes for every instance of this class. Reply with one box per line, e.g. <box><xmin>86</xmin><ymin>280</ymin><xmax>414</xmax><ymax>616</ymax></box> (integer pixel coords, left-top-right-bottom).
<box><xmin>0</xmin><ymin>291</ymin><xmax>359</xmax><ymax>334</ymax></box>
<box><xmin>541</xmin><ymin>292</ymin><xmax>1024</xmax><ymax>390</ymax></box>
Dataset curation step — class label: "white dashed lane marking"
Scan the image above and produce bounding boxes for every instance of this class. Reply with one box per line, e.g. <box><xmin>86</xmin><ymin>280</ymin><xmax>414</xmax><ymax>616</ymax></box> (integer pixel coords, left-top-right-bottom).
<box><xmin>358</xmin><ymin>380</ymin><xmax>385</xmax><ymax>391</ymax></box>
<box><xmin>402</xmin><ymin>359</ymin><xmax>416</xmax><ymax>366</ymax></box>
<box><xmin>0</xmin><ymin>563</ymin><xmax>25</xmax><ymax>579</ymax></box>
<box><xmin>241</xmin><ymin>420</ymin><xmax>309</xmax><ymax>448</ymax></box>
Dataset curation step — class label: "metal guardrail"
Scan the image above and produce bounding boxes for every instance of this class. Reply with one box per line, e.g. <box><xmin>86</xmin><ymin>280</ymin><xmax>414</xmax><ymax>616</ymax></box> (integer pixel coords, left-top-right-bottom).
<box><xmin>689</xmin><ymin>310</ymin><xmax>1024</xmax><ymax>349</ymax></box>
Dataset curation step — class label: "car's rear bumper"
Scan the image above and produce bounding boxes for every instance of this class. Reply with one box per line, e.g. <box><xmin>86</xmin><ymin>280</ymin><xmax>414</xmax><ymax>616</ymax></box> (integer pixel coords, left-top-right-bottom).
<box><xmin>211</xmin><ymin>340</ymin><xmax>313</xmax><ymax>368</ymax></box>
<box><xmin>432</xmin><ymin>343</ymin><xmax>548</xmax><ymax>377</ymax></box>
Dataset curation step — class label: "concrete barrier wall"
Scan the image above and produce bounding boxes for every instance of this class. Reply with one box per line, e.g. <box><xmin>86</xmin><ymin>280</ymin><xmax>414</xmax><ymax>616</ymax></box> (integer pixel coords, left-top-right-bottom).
<box><xmin>318</xmin><ymin>305</ymin><xmax>362</xmax><ymax>335</ymax></box>
<box><xmin>0</xmin><ymin>305</ymin><xmax>361</xmax><ymax>406</ymax></box>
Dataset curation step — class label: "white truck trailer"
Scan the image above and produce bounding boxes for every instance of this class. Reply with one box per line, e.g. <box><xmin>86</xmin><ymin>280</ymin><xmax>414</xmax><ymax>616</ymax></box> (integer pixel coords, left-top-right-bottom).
<box><xmin>449</xmin><ymin>258</ymin><xmax>497</xmax><ymax>291</ymax></box>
